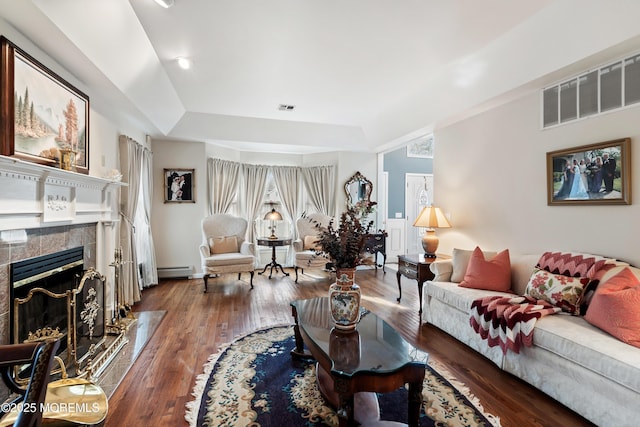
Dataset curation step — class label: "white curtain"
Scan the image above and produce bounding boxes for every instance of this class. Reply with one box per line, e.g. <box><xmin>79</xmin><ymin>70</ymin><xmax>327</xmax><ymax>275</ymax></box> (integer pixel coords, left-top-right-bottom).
<box><xmin>302</xmin><ymin>165</ymin><xmax>336</xmax><ymax>216</ymax></box>
<box><xmin>135</xmin><ymin>144</ymin><xmax>158</xmax><ymax>288</ymax></box>
<box><xmin>240</xmin><ymin>164</ymin><xmax>269</xmax><ymax>245</ymax></box>
<box><xmin>207</xmin><ymin>158</ymin><xmax>241</xmax><ymax>214</ymax></box>
<box><xmin>118</xmin><ymin>135</ymin><xmax>143</xmax><ymax>304</ymax></box>
<box><xmin>272</xmin><ymin>166</ymin><xmax>302</xmax><ymax>266</ymax></box>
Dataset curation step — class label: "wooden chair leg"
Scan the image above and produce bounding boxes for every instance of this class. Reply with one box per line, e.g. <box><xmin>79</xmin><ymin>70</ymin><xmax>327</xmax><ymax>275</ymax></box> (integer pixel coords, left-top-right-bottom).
<box><xmin>294</xmin><ymin>266</ymin><xmax>300</xmax><ymax>283</ymax></box>
<box><xmin>249</xmin><ymin>271</ymin><xmax>254</xmax><ymax>289</ymax></box>
<box><xmin>203</xmin><ymin>275</ymin><xmax>208</xmax><ymax>293</ymax></box>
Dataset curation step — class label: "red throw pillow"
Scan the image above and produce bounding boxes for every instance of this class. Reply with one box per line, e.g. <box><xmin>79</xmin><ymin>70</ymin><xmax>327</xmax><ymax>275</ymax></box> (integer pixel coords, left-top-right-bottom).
<box><xmin>584</xmin><ymin>267</ymin><xmax>640</xmax><ymax>348</ymax></box>
<box><xmin>459</xmin><ymin>247</ymin><xmax>511</xmax><ymax>292</ymax></box>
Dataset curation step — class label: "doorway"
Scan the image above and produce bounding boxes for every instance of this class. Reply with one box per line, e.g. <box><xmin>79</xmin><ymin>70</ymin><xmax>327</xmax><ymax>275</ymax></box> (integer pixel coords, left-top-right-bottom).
<box><xmin>405</xmin><ymin>173</ymin><xmax>433</xmax><ymax>255</ymax></box>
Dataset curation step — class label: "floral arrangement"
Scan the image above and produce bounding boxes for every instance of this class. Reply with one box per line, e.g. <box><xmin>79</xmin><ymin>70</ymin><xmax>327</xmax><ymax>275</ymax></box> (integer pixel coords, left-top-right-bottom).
<box><xmin>310</xmin><ymin>202</ymin><xmax>376</xmax><ymax>269</ymax></box>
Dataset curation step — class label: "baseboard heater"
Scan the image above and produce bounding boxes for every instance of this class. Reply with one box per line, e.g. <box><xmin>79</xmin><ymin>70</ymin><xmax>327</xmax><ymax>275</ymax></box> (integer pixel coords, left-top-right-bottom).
<box><xmin>157</xmin><ymin>266</ymin><xmax>193</xmax><ymax>279</ymax></box>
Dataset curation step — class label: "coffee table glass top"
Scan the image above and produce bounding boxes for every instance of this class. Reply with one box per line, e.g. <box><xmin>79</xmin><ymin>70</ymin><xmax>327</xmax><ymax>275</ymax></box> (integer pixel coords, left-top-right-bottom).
<box><xmin>291</xmin><ymin>297</ymin><xmax>428</xmax><ymax>376</ymax></box>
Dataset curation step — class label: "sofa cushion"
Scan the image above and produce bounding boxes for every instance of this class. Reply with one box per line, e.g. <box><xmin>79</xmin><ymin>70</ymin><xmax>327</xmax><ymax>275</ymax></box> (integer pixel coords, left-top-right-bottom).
<box><xmin>430</xmin><ymin>260</ymin><xmax>454</xmax><ymax>282</ymax></box>
<box><xmin>451</xmin><ymin>248</ymin><xmax>497</xmax><ymax>283</ymax></box>
<box><xmin>524</xmin><ymin>268</ymin><xmax>589</xmax><ymax>315</ymax></box>
<box><xmin>425</xmin><ymin>280</ymin><xmax>513</xmax><ymax>314</ymax></box>
<box><xmin>533</xmin><ymin>314</ymin><xmax>640</xmax><ymax>394</ymax></box>
<box><xmin>459</xmin><ymin>247</ymin><xmax>511</xmax><ymax>292</ymax></box>
<box><xmin>536</xmin><ymin>251</ymin><xmax>610</xmax><ymax>279</ymax></box>
<box><xmin>295</xmin><ymin>250</ymin><xmax>328</xmax><ymax>268</ymax></box>
<box><xmin>580</xmin><ymin>263</ymin><xmax>630</xmax><ymax>315</ymax></box>
<box><xmin>584</xmin><ymin>267</ymin><xmax>640</xmax><ymax>348</ymax></box>
<box><xmin>510</xmin><ymin>254</ymin><xmax>542</xmax><ymax>295</ymax></box>
<box><xmin>209</xmin><ymin>236</ymin><xmax>238</xmax><ymax>254</ymax></box>
<box><xmin>203</xmin><ymin>252</ymin><xmax>254</xmax><ymax>267</ymax></box>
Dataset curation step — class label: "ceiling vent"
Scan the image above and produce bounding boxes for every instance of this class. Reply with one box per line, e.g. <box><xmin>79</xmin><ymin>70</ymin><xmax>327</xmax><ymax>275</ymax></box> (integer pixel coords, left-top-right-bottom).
<box><xmin>278</xmin><ymin>104</ymin><xmax>295</xmax><ymax>111</ymax></box>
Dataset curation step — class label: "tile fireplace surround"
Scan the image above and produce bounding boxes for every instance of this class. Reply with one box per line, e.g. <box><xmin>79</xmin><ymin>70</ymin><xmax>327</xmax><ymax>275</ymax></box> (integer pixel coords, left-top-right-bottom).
<box><xmin>0</xmin><ymin>155</ymin><xmax>123</xmax><ymax>402</ymax></box>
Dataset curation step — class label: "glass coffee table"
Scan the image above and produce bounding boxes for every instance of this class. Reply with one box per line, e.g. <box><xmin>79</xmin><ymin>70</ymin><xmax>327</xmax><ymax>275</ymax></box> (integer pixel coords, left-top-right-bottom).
<box><xmin>290</xmin><ymin>297</ymin><xmax>427</xmax><ymax>427</ymax></box>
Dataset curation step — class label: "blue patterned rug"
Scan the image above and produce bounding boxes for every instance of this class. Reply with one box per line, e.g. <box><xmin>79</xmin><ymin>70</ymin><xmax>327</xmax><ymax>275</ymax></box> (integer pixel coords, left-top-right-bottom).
<box><xmin>185</xmin><ymin>325</ymin><xmax>500</xmax><ymax>427</ymax></box>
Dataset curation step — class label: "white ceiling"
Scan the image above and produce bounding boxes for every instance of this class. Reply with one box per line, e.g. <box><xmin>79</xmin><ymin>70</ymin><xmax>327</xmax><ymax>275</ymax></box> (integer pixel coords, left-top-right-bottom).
<box><xmin>1</xmin><ymin>1</ymin><xmax>640</xmax><ymax>154</ymax></box>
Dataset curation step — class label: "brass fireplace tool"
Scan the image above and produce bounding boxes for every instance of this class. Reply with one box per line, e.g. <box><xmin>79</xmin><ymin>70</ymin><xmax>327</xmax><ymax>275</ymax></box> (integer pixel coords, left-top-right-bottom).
<box><xmin>108</xmin><ymin>247</ymin><xmax>136</xmax><ymax>332</ymax></box>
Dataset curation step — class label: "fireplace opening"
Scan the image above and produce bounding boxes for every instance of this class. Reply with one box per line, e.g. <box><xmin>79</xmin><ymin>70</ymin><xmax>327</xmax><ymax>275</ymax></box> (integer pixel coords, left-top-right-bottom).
<box><xmin>10</xmin><ymin>246</ymin><xmax>106</xmax><ymax>373</ymax></box>
<box><xmin>10</xmin><ymin>247</ymin><xmax>84</xmax><ymax>347</ymax></box>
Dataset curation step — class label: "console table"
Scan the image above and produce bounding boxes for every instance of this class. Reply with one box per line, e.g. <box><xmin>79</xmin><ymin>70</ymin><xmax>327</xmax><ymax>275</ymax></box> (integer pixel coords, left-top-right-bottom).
<box><xmin>257</xmin><ymin>238</ymin><xmax>292</xmax><ymax>279</ymax></box>
<box><xmin>364</xmin><ymin>231</ymin><xmax>387</xmax><ymax>272</ymax></box>
<box><xmin>396</xmin><ymin>254</ymin><xmax>450</xmax><ymax>314</ymax></box>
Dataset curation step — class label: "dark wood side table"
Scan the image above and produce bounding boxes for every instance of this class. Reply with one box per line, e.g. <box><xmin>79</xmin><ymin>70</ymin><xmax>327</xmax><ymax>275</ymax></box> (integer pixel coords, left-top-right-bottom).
<box><xmin>396</xmin><ymin>254</ymin><xmax>450</xmax><ymax>314</ymax></box>
<box><xmin>364</xmin><ymin>231</ymin><xmax>387</xmax><ymax>272</ymax></box>
<box><xmin>257</xmin><ymin>238</ymin><xmax>292</xmax><ymax>279</ymax></box>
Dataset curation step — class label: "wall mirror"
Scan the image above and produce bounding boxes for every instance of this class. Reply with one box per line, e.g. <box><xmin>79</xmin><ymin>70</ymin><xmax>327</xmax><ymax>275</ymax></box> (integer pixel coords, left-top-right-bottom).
<box><xmin>344</xmin><ymin>171</ymin><xmax>373</xmax><ymax>207</ymax></box>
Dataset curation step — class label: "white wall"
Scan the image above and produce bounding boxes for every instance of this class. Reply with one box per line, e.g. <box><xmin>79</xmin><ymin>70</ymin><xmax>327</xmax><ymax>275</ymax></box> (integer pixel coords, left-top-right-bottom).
<box><xmin>337</xmin><ymin>152</ymin><xmax>377</xmax><ymax>217</ymax></box>
<box><xmin>435</xmin><ymin>91</ymin><xmax>640</xmax><ymax>265</ymax></box>
<box><xmin>151</xmin><ymin>140</ymin><xmax>208</xmax><ymax>272</ymax></box>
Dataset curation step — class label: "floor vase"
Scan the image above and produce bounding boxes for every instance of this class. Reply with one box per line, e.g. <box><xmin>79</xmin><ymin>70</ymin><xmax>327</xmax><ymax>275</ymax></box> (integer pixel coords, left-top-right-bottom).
<box><xmin>329</xmin><ymin>268</ymin><xmax>361</xmax><ymax>331</ymax></box>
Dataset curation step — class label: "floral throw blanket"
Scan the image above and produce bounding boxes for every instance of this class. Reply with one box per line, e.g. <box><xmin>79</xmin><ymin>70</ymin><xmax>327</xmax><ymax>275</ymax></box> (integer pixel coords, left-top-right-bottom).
<box><xmin>470</xmin><ymin>295</ymin><xmax>561</xmax><ymax>354</ymax></box>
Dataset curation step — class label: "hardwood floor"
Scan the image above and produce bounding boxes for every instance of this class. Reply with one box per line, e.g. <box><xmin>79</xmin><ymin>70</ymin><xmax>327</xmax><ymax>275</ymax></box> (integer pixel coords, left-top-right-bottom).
<box><xmin>104</xmin><ymin>267</ymin><xmax>595</xmax><ymax>427</ymax></box>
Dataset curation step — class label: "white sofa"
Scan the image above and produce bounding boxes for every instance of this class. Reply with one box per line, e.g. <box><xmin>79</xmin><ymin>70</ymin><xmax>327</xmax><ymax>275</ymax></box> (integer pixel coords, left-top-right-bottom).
<box><xmin>424</xmin><ymin>252</ymin><xmax>640</xmax><ymax>427</ymax></box>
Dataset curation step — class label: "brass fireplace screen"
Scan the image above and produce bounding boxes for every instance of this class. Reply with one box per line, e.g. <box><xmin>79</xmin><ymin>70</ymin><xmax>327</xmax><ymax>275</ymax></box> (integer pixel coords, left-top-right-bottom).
<box><xmin>11</xmin><ymin>248</ymin><xmax>106</xmax><ymax>381</ymax></box>
<box><xmin>13</xmin><ymin>268</ymin><xmax>106</xmax><ymax>380</ymax></box>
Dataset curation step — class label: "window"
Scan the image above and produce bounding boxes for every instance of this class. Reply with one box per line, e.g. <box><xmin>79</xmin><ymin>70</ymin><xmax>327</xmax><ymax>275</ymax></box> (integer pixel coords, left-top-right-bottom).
<box><xmin>600</xmin><ymin>62</ymin><xmax>622</xmax><ymax>112</ymax></box>
<box><xmin>256</xmin><ymin>173</ymin><xmax>291</xmax><ymax>239</ymax></box>
<box><xmin>255</xmin><ymin>173</ymin><xmax>291</xmax><ymax>265</ymax></box>
<box><xmin>542</xmin><ymin>51</ymin><xmax>640</xmax><ymax>128</ymax></box>
<box><xmin>543</xmin><ymin>86</ymin><xmax>559</xmax><ymax>127</ymax></box>
<box><xmin>579</xmin><ymin>71</ymin><xmax>598</xmax><ymax>117</ymax></box>
<box><xmin>560</xmin><ymin>79</ymin><xmax>578</xmax><ymax>122</ymax></box>
<box><xmin>625</xmin><ymin>54</ymin><xmax>640</xmax><ymax>105</ymax></box>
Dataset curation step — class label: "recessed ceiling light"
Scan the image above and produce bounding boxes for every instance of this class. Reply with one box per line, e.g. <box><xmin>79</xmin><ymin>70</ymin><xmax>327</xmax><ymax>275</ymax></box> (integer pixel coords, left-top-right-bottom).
<box><xmin>153</xmin><ymin>0</ymin><xmax>174</xmax><ymax>8</ymax></box>
<box><xmin>177</xmin><ymin>57</ymin><xmax>191</xmax><ymax>70</ymax></box>
<box><xmin>278</xmin><ymin>104</ymin><xmax>295</xmax><ymax>111</ymax></box>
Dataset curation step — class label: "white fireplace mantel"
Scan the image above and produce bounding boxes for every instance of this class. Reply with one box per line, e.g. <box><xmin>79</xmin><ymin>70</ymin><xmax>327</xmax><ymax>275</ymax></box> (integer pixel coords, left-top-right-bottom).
<box><xmin>0</xmin><ymin>155</ymin><xmax>126</xmax><ymax>232</ymax></box>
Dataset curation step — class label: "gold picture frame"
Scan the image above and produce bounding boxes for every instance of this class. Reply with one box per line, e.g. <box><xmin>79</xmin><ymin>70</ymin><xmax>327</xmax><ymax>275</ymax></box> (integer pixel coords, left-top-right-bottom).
<box><xmin>0</xmin><ymin>36</ymin><xmax>90</xmax><ymax>174</ymax></box>
<box><xmin>547</xmin><ymin>138</ymin><xmax>631</xmax><ymax>205</ymax></box>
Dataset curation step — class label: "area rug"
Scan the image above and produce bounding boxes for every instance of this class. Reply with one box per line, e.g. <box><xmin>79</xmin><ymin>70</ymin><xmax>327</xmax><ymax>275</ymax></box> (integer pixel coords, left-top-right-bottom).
<box><xmin>185</xmin><ymin>325</ymin><xmax>501</xmax><ymax>427</ymax></box>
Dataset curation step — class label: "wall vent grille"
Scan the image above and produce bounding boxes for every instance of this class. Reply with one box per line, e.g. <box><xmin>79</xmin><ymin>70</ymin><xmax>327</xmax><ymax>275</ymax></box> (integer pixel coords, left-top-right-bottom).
<box><xmin>157</xmin><ymin>266</ymin><xmax>193</xmax><ymax>279</ymax></box>
<box><xmin>542</xmin><ymin>52</ymin><xmax>640</xmax><ymax>128</ymax></box>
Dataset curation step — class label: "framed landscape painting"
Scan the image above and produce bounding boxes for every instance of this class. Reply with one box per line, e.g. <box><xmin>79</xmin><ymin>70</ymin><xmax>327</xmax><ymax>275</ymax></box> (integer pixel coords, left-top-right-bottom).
<box><xmin>0</xmin><ymin>37</ymin><xmax>90</xmax><ymax>174</ymax></box>
<box><xmin>546</xmin><ymin>138</ymin><xmax>631</xmax><ymax>205</ymax></box>
<box><xmin>165</xmin><ymin>169</ymin><xmax>195</xmax><ymax>203</ymax></box>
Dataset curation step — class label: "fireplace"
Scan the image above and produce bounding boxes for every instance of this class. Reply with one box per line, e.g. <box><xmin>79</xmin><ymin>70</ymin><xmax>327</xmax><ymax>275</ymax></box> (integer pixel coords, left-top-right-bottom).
<box><xmin>10</xmin><ymin>246</ymin><xmax>106</xmax><ymax>375</ymax></box>
<box><xmin>0</xmin><ymin>157</ymin><xmax>123</xmax><ymax>402</ymax></box>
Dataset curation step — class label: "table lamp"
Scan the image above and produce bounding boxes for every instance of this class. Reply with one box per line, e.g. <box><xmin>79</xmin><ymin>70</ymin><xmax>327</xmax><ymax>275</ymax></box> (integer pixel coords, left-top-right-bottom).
<box><xmin>264</xmin><ymin>208</ymin><xmax>283</xmax><ymax>239</ymax></box>
<box><xmin>412</xmin><ymin>206</ymin><xmax>451</xmax><ymax>258</ymax></box>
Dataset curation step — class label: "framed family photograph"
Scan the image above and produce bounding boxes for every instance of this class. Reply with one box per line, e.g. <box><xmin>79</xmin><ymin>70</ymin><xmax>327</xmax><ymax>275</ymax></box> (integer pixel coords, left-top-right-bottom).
<box><xmin>0</xmin><ymin>37</ymin><xmax>90</xmax><ymax>174</ymax></box>
<box><xmin>547</xmin><ymin>138</ymin><xmax>631</xmax><ymax>205</ymax></box>
<box><xmin>165</xmin><ymin>169</ymin><xmax>195</xmax><ymax>203</ymax></box>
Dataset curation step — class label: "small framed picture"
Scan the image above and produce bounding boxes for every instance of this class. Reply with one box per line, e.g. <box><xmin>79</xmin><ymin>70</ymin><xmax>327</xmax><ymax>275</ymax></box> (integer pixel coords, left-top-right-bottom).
<box><xmin>406</xmin><ymin>135</ymin><xmax>434</xmax><ymax>158</ymax></box>
<box><xmin>546</xmin><ymin>138</ymin><xmax>631</xmax><ymax>205</ymax></box>
<box><xmin>164</xmin><ymin>169</ymin><xmax>195</xmax><ymax>203</ymax></box>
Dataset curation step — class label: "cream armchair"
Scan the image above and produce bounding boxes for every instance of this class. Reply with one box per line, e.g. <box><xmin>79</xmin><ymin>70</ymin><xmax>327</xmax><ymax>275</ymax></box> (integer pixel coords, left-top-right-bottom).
<box><xmin>293</xmin><ymin>213</ymin><xmax>332</xmax><ymax>283</ymax></box>
<box><xmin>200</xmin><ymin>214</ymin><xmax>256</xmax><ymax>291</ymax></box>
